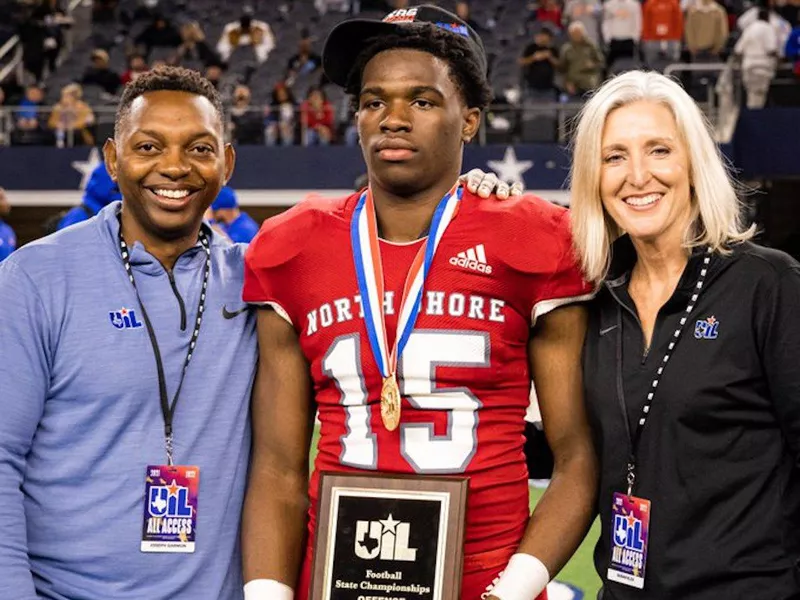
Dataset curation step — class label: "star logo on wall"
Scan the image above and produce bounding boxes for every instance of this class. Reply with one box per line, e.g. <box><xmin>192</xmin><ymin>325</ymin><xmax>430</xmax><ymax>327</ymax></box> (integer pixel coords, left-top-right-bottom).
<box><xmin>486</xmin><ymin>147</ymin><xmax>533</xmax><ymax>185</ymax></box>
<box><xmin>71</xmin><ymin>147</ymin><xmax>102</xmax><ymax>190</ymax></box>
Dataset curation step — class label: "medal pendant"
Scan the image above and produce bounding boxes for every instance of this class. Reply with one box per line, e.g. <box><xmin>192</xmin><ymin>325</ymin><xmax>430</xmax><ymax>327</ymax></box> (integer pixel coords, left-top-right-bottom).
<box><xmin>380</xmin><ymin>375</ymin><xmax>401</xmax><ymax>431</ymax></box>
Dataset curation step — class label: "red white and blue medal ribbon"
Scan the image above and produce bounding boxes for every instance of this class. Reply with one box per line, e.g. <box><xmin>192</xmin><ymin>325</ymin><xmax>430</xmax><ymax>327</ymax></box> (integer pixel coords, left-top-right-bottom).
<box><xmin>351</xmin><ymin>183</ymin><xmax>462</xmax><ymax>431</ymax></box>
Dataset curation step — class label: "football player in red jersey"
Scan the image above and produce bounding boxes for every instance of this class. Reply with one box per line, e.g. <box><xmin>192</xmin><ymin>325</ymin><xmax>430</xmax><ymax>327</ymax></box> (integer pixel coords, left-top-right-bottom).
<box><xmin>240</xmin><ymin>5</ymin><xmax>598</xmax><ymax>600</ymax></box>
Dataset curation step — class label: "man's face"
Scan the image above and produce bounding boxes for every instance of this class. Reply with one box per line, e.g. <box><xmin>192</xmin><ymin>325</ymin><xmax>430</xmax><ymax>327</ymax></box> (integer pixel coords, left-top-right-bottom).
<box><xmin>569</xmin><ymin>26</ymin><xmax>585</xmax><ymax>44</ymax></box>
<box><xmin>27</xmin><ymin>87</ymin><xmax>43</xmax><ymax>103</ymax></box>
<box><xmin>206</xmin><ymin>66</ymin><xmax>221</xmax><ymax>82</ymax></box>
<box><xmin>104</xmin><ymin>90</ymin><xmax>235</xmax><ymax>241</ymax></box>
<box><xmin>535</xmin><ymin>32</ymin><xmax>552</xmax><ymax>47</ymax></box>
<box><xmin>357</xmin><ymin>49</ymin><xmax>479</xmax><ymax>197</ymax></box>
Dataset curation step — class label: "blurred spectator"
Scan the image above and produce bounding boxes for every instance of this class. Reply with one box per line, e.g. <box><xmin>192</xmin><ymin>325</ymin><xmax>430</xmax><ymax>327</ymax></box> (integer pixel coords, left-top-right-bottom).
<box><xmin>455</xmin><ymin>2</ymin><xmax>483</xmax><ymax>32</ymax></box>
<box><xmin>265</xmin><ymin>82</ymin><xmax>297</xmax><ymax>146</ymax></box>
<box><xmin>602</xmin><ymin>0</ymin><xmax>643</xmax><ymax>69</ymax></box>
<box><xmin>562</xmin><ymin>0</ymin><xmax>603</xmax><ymax>46</ymax></box>
<box><xmin>0</xmin><ymin>188</ymin><xmax>15</xmax><ymax>263</ymax></box>
<box><xmin>560</xmin><ymin>21</ymin><xmax>605</xmax><ymax>96</ymax></box>
<box><xmin>739</xmin><ymin>5</ymin><xmax>792</xmax><ymax>56</ymax></box>
<box><xmin>229</xmin><ymin>85</ymin><xmax>264</xmax><ymax>145</ymax></box>
<box><xmin>121</xmin><ymin>54</ymin><xmax>149</xmax><ymax>85</ymax></box>
<box><xmin>285</xmin><ymin>34</ymin><xmax>322</xmax><ymax>88</ymax></box>
<box><xmin>519</xmin><ymin>28</ymin><xmax>560</xmax><ymax>99</ymax></box>
<box><xmin>176</xmin><ymin>21</ymin><xmax>220</xmax><ymax>68</ymax></box>
<box><xmin>787</xmin><ymin>24</ymin><xmax>800</xmax><ymax>76</ymax></box>
<box><xmin>54</xmin><ymin>163</ymin><xmax>121</xmax><ymax>231</ymax></box>
<box><xmin>48</xmin><ymin>84</ymin><xmax>96</xmax><ymax>147</ymax></box>
<box><xmin>685</xmin><ymin>0</ymin><xmax>729</xmax><ymax>60</ymax></box>
<box><xmin>18</xmin><ymin>0</ymin><xmax>72</xmax><ymax>84</ymax></box>
<box><xmin>210</xmin><ymin>187</ymin><xmax>259</xmax><ymax>244</ymax></box>
<box><xmin>16</xmin><ymin>85</ymin><xmax>45</xmax><ymax>131</ymax></box>
<box><xmin>530</xmin><ymin>0</ymin><xmax>563</xmax><ymax>31</ymax></box>
<box><xmin>300</xmin><ymin>86</ymin><xmax>334</xmax><ymax>146</ymax></box>
<box><xmin>203</xmin><ymin>64</ymin><xmax>235</xmax><ymax>103</ymax></box>
<box><xmin>134</xmin><ymin>14</ymin><xmax>182</xmax><ymax>61</ymax></box>
<box><xmin>642</xmin><ymin>0</ymin><xmax>684</xmax><ymax>67</ymax></box>
<box><xmin>735</xmin><ymin>8</ymin><xmax>779</xmax><ymax>108</ymax></box>
<box><xmin>217</xmin><ymin>6</ymin><xmax>275</xmax><ymax>64</ymax></box>
<box><xmin>81</xmin><ymin>49</ymin><xmax>122</xmax><ymax>95</ymax></box>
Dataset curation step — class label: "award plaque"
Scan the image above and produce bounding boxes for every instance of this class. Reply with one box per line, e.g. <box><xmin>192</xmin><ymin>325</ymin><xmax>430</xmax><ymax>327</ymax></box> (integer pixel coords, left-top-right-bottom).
<box><xmin>311</xmin><ymin>472</ymin><xmax>468</xmax><ymax>600</ymax></box>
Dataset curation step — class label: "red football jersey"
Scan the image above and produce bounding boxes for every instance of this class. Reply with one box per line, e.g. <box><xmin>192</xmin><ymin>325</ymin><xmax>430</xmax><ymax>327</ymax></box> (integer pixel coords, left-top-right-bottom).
<box><xmin>243</xmin><ymin>189</ymin><xmax>592</xmax><ymax>594</ymax></box>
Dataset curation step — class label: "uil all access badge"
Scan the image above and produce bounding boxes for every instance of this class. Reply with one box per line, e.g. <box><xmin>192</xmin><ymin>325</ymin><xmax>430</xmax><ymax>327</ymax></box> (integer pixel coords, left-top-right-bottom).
<box><xmin>607</xmin><ymin>492</ymin><xmax>650</xmax><ymax>589</ymax></box>
<box><xmin>141</xmin><ymin>465</ymin><xmax>199</xmax><ymax>553</ymax></box>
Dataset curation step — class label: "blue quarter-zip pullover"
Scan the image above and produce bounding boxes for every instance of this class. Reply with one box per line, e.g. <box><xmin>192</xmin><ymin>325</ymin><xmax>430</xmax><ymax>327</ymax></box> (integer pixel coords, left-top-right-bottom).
<box><xmin>0</xmin><ymin>202</ymin><xmax>256</xmax><ymax>599</ymax></box>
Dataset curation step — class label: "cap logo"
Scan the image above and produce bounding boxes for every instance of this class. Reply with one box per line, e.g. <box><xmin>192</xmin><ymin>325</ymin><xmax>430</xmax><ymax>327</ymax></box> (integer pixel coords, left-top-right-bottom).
<box><xmin>435</xmin><ymin>21</ymin><xmax>470</xmax><ymax>38</ymax></box>
<box><xmin>383</xmin><ymin>7</ymin><xmax>419</xmax><ymax>23</ymax></box>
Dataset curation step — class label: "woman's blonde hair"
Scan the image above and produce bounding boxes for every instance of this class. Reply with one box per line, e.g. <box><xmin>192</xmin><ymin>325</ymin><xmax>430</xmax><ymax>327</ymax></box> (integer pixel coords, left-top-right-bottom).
<box><xmin>569</xmin><ymin>70</ymin><xmax>754</xmax><ymax>283</ymax></box>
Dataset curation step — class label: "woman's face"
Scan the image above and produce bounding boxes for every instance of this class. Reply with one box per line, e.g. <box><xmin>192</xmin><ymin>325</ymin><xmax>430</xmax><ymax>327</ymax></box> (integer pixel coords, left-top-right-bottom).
<box><xmin>599</xmin><ymin>101</ymin><xmax>693</xmax><ymax>246</ymax></box>
<box><xmin>275</xmin><ymin>87</ymin><xmax>288</xmax><ymax>103</ymax></box>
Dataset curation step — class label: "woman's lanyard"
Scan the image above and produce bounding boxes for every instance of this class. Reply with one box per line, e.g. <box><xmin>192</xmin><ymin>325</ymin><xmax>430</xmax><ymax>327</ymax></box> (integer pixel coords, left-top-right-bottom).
<box><xmin>616</xmin><ymin>252</ymin><xmax>712</xmax><ymax>497</ymax></box>
<box><xmin>117</xmin><ymin>229</ymin><xmax>211</xmax><ymax>466</ymax></box>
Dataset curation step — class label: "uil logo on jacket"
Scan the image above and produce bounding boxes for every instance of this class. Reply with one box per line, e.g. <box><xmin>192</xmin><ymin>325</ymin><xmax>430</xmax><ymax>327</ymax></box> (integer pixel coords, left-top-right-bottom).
<box><xmin>109</xmin><ymin>307</ymin><xmax>143</xmax><ymax>330</ymax></box>
<box><xmin>694</xmin><ymin>315</ymin><xmax>719</xmax><ymax>340</ymax></box>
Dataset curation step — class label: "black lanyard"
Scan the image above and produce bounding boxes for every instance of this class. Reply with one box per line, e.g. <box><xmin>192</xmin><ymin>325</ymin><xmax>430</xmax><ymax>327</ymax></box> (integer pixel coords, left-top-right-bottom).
<box><xmin>615</xmin><ymin>251</ymin><xmax>712</xmax><ymax>497</ymax></box>
<box><xmin>118</xmin><ymin>228</ymin><xmax>211</xmax><ymax>465</ymax></box>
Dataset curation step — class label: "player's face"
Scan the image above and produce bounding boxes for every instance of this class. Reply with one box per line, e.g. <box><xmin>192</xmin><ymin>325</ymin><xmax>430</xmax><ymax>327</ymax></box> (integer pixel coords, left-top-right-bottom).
<box><xmin>357</xmin><ymin>49</ymin><xmax>479</xmax><ymax>197</ymax></box>
<box><xmin>599</xmin><ymin>100</ymin><xmax>693</xmax><ymax>246</ymax></box>
<box><xmin>104</xmin><ymin>90</ymin><xmax>235</xmax><ymax>242</ymax></box>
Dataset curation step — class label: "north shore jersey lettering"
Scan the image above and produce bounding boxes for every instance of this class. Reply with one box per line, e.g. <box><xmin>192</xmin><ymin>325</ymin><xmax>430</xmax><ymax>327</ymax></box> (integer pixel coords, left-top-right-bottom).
<box><xmin>305</xmin><ymin>290</ymin><xmax>506</xmax><ymax>336</ymax></box>
<box><xmin>242</xmin><ymin>190</ymin><xmax>592</xmax><ymax>559</ymax></box>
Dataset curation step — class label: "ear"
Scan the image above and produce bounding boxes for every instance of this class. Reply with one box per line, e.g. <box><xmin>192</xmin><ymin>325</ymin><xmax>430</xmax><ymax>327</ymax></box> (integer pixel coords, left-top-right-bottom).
<box><xmin>223</xmin><ymin>142</ymin><xmax>236</xmax><ymax>184</ymax></box>
<box><xmin>102</xmin><ymin>138</ymin><xmax>118</xmax><ymax>182</ymax></box>
<box><xmin>461</xmin><ymin>107</ymin><xmax>481</xmax><ymax>144</ymax></box>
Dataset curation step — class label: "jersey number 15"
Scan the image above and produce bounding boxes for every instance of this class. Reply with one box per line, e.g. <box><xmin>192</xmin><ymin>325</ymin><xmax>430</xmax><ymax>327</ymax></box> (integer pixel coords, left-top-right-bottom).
<box><xmin>323</xmin><ymin>330</ymin><xmax>489</xmax><ymax>474</ymax></box>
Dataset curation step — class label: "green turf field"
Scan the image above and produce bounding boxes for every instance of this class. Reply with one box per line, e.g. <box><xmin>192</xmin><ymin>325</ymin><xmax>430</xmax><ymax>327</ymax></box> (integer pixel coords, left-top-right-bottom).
<box><xmin>310</xmin><ymin>427</ymin><xmax>601</xmax><ymax>597</ymax></box>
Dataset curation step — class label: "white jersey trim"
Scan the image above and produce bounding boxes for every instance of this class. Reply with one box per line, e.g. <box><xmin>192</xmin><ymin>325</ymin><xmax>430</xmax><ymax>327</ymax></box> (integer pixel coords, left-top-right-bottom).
<box><xmin>249</xmin><ymin>300</ymin><xmax>293</xmax><ymax>325</ymax></box>
<box><xmin>530</xmin><ymin>291</ymin><xmax>596</xmax><ymax>326</ymax></box>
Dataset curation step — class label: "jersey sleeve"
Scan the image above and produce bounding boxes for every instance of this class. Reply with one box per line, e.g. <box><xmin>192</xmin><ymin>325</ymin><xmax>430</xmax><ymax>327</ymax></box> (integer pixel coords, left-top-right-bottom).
<box><xmin>497</xmin><ymin>193</ymin><xmax>595</xmax><ymax>326</ymax></box>
<box><xmin>242</xmin><ymin>203</ymin><xmax>318</xmax><ymax>327</ymax></box>
<box><xmin>531</xmin><ymin>207</ymin><xmax>595</xmax><ymax>324</ymax></box>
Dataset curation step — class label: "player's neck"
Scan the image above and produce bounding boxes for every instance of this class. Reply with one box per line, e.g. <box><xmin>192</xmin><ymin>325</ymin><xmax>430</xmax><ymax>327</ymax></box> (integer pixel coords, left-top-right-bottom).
<box><xmin>371</xmin><ymin>177</ymin><xmax>459</xmax><ymax>243</ymax></box>
<box><xmin>120</xmin><ymin>206</ymin><xmax>200</xmax><ymax>272</ymax></box>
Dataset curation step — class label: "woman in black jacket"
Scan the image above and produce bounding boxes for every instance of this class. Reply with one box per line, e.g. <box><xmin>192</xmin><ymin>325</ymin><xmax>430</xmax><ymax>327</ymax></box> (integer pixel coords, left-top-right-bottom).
<box><xmin>569</xmin><ymin>70</ymin><xmax>800</xmax><ymax>599</ymax></box>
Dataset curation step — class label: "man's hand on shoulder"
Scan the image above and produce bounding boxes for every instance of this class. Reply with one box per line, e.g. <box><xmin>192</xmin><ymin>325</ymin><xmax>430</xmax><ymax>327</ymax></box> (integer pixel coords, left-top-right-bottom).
<box><xmin>460</xmin><ymin>168</ymin><xmax>524</xmax><ymax>200</ymax></box>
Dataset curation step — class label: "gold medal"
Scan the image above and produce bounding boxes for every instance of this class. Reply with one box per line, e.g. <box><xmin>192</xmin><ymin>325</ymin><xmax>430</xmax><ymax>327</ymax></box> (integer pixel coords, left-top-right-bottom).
<box><xmin>380</xmin><ymin>374</ymin><xmax>401</xmax><ymax>431</ymax></box>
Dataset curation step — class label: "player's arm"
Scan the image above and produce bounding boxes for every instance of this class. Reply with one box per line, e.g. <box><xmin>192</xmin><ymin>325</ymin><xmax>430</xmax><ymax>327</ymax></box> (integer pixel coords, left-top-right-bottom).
<box><xmin>0</xmin><ymin>259</ymin><xmax>48</xmax><ymax>599</ymax></box>
<box><xmin>489</xmin><ymin>304</ymin><xmax>597</xmax><ymax>600</ymax></box>
<box><xmin>242</xmin><ymin>308</ymin><xmax>314</xmax><ymax>599</ymax></box>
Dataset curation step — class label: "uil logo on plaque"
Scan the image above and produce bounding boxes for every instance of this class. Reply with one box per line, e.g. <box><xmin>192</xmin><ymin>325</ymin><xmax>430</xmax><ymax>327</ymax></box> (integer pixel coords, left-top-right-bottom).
<box><xmin>311</xmin><ymin>473</ymin><xmax>468</xmax><ymax>600</ymax></box>
<box><xmin>355</xmin><ymin>514</ymin><xmax>417</xmax><ymax>561</ymax></box>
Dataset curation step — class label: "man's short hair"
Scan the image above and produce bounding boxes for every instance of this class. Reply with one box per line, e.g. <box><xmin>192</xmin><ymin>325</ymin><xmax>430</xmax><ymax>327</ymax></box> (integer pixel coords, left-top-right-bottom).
<box><xmin>345</xmin><ymin>27</ymin><xmax>493</xmax><ymax>111</ymax></box>
<box><xmin>115</xmin><ymin>66</ymin><xmax>223</xmax><ymax>138</ymax></box>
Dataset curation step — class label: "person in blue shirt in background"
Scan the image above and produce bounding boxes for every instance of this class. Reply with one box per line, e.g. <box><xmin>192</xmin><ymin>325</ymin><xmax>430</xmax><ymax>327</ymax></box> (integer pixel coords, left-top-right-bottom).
<box><xmin>56</xmin><ymin>162</ymin><xmax>122</xmax><ymax>230</ymax></box>
<box><xmin>210</xmin><ymin>185</ymin><xmax>260</xmax><ymax>243</ymax></box>
<box><xmin>0</xmin><ymin>187</ymin><xmax>17</xmax><ymax>262</ymax></box>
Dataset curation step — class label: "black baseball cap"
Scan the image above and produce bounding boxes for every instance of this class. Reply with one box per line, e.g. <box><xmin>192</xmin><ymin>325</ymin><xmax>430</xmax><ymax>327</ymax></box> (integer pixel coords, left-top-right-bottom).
<box><xmin>322</xmin><ymin>4</ymin><xmax>487</xmax><ymax>88</ymax></box>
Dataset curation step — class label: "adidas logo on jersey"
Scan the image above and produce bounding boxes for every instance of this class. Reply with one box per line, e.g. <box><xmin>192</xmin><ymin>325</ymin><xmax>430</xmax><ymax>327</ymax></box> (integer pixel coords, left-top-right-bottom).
<box><xmin>450</xmin><ymin>244</ymin><xmax>493</xmax><ymax>274</ymax></box>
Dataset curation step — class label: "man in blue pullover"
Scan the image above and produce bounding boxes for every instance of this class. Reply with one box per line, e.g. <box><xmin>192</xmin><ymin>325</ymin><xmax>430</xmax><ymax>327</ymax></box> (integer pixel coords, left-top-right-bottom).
<box><xmin>0</xmin><ymin>66</ymin><xmax>256</xmax><ymax>599</ymax></box>
<box><xmin>210</xmin><ymin>185</ymin><xmax>260</xmax><ymax>244</ymax></box>
<box><xmin>56</xmin><ymin>162</ymin><xmax>122</xmax><ymax>230</ymax></box>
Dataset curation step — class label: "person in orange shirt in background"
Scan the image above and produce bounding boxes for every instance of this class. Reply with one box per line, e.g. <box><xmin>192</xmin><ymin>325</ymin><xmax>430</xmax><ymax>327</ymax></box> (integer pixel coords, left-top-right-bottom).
<box><xmin>642</xmin><ymin>0</ymin><xmax>683</xmax><ymax>70</ymax></box>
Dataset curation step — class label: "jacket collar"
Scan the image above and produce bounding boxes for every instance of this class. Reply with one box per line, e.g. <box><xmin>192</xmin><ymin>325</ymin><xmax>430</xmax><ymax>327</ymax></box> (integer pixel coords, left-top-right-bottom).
<box><xmin>604</xmin><ymin>234</ymin><xmax>744</xmax><ymax>300</ymax></box>
<box><xmin>97</xmin><ymin>201</ymin><xmax>216</xmax><ymax>276</ymax></box>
